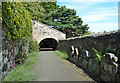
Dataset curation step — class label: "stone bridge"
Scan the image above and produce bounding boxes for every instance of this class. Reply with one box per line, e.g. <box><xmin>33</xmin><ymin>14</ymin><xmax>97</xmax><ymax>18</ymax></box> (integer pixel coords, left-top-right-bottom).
<box><xmin>32</xmin><ymin>20</ymin><xmax>66</xmax><ymax>50</ymax></box>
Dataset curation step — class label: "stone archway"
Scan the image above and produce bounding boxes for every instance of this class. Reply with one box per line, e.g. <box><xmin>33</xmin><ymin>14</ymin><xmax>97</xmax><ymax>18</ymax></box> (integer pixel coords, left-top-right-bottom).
<box><xmin>39</xmin><ymin>38</ymin><xmax>58</xmax><ymax>51</ymax></box>
<box><xmin>32</xmin><ymin>20</ymin><xmax>66</xmax><ymax>46</ymax></box>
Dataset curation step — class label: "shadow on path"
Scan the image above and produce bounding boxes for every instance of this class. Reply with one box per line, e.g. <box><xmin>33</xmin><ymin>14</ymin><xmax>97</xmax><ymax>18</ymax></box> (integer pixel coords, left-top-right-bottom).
<box><xmin>39</xmin><ymin>48</ymin><xmax>54</xmax><ymax>51</ymax></box>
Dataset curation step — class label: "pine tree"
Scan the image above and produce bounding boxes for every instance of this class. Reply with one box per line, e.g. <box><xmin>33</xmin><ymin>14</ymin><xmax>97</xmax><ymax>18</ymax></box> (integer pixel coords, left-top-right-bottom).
<box><xmin>42</xmin><ymin>6</ymin><xmax>89</xmax><ymax>37</ymax></box>
<box><xmin>40</xmin><ymin>2</ymin><xmax>59</xmax><ymax>14</ymax></box>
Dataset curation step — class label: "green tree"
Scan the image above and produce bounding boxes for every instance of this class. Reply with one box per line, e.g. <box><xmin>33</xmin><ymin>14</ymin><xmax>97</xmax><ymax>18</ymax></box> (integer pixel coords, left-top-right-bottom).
<box><xmin>82</xmin><ymin>31</ymin><xmax>95</xmax><ymax>36</ymax></box>
<box><xmin>23</xmin><ymin>2</ymin><xmax>59</xmax><ymax>22</ymax></box>
<box><xmin>42</xmin><ymin>6</ymin><xmax>89</xmax><ymax>37</ymax></box>
<box><xmin>40</xmin><ymin>2</ymin><xmax>59</xmax><ymax>14</ymax></box>
<box><xmin>22</xmin><ymin>2</ymin><xmax>45</xmax><ymax>22</ymax></box>
<box><xmin>2</xmin><ymin>2</ymin><xmax>32</xmax><ymax>42</ymax></box>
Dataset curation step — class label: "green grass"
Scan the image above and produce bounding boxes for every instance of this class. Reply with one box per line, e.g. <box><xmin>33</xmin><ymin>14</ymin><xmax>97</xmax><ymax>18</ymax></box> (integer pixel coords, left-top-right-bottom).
<box><xmin>54</xmin><ymin>50</ymin><xmax>68</xmax><ymax>59</ymax></box>
<box><xmin>2</xmin><ymin>52</ymin><xmax>39</xmax><ymax>81</ymax></box>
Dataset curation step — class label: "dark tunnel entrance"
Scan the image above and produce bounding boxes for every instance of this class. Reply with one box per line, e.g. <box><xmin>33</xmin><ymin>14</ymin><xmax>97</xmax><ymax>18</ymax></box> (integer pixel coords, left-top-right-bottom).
<box><xmin>39</xmin><ymin>38</ymin><xmax>58</xmax><ymax>51</ymax></box>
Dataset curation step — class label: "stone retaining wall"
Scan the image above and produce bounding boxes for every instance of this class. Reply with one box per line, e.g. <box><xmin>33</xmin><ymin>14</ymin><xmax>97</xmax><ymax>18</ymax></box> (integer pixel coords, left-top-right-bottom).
<box><xmin>0</xmin><ymin>23</ymin><xmax>2</xmax><ymax>80</ymax></box>
<box><xmin>58</xmin><ymin>30</ymin><xmax>120</xmax><ymax>82</ymax></box>
<box><xmin>0</xmin><ymin>28</ymin><xmax>29</xmax><ymax>80</ymax></box>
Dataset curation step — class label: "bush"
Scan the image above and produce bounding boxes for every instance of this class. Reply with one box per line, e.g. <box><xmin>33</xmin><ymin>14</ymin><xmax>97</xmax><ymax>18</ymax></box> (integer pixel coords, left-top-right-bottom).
<box><xmin>93</xmin><ymin>48</ymin><xmax>103</xmax><ymax>62</ymax></box>
<box><xmin>29</xmin><ymin>39</ymin><xmax>39</xmax><ymax>53</ymax></box>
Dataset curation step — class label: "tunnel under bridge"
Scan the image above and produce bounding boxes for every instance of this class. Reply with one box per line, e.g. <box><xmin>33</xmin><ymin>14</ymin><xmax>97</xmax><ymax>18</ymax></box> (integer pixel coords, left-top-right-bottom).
<box><xmin>32</xmin><ymin>20</ymin><xmax>66</xmax><ymax>50</ymax></box>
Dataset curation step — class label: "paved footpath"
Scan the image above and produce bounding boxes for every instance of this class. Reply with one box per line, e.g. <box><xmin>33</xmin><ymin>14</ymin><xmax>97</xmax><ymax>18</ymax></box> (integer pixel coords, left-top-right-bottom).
<box><xmin>34</xmin><ymin>51</ymin><xmax>96</xmax><ymax>82</ymax></box>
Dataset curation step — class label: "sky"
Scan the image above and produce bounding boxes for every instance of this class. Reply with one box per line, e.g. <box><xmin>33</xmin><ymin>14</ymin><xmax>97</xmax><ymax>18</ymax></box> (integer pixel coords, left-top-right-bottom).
<box><xmin>57</xmin><ymin>0</ymin><xmax>119</xmax><ymax>33</ymax></box>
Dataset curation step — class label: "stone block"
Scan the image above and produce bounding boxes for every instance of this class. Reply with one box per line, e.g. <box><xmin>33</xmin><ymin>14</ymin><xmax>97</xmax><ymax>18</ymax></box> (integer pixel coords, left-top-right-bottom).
<box><xmin>75</xmin><ymin>48</ymin><xmax>79</xmax><ymax>57</ymax></box>
<box><xmin>82</xmin><ymin>50</ymin><xmax>90</xmax><ymax>58</ymax></box>
<box><xmin>71</xmin><ymin>45</ymin><xmax>75</xmax><ymax>56</ymax></box>
<box><xmin>101</xmin><ymin>53</ymin><xmax>118</xmax><ymax>82</ymax></box>
<box><xmin>104</xmin><ymin>53</ymin><xmax>118</xmax><ymax>64</ymax></box>
<box><xmin>81</xmin><ymin>59</ymin><xmax>88</xmax><ymax>69</ymax></box>
<box><xmin>87</xmin><ymin>59</ymin><xmax>93</xmax><ymax>72</ymax></box>
<box><xmin>0</xmin><ymin>68</ymin><xmax>2</xmax><ymax>81</ymax></box>
<box><xmin>2</xmin><ymin>64</ymin><xmax>8</xmax><ymax>72</ymax></box>
<box><xmin>3</xmin><ymin>57</ymin><xmax>8</xmax><ymax>64</ymax></box>
<box><xmin>2</xmin><ymin>71</ymin><xmax>7</xmax><ymax>78</ymax></box>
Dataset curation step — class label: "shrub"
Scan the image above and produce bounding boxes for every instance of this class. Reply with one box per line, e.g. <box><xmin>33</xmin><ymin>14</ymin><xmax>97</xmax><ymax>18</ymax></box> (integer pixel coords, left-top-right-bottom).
<box><xmin>29</xmin><ymin>39</ymin><xmax>39</xmax><ymax>53</ymax></box>
<box><xmin>93</xmin><ymin>48</ymin><xmax>103</xmax><ymax>62</ymax></box>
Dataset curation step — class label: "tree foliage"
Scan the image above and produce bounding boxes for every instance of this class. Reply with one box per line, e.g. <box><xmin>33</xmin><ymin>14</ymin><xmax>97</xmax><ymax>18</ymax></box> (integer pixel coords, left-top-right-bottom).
<box><xmin>2</xmin><ymin>2</ymin><xmax>32</xmax><ymax>42</ymax></box>
<box><xmin>22</xmin><ymin>2</ymin><xmax>89</xmax><ymax>38</ymax></box>
<box><xmin>40</xmin><ymin>2</ymin><xmax>59</xmax><ymax>14</ymax></box>
<box><xmin>42</xmin><ymin>6</ymin><xmax>89</xmax><ymax>37</ymax></box>
<box><xmin>23</xmin><ymin>2</ymin><xmax>59</xmax><ymax>22</ymax></box>
<box><xmin>22</xmin><ymin>2</ymin><xmax>45</xmax><ymax>22</ymax></box>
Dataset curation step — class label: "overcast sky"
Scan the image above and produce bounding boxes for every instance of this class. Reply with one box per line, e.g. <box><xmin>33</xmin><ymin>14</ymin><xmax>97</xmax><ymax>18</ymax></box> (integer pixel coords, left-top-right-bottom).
<box><xmin>57</xmin><ymin>0</ymin><xmax>119</xmax><ymax>33</ymax></box>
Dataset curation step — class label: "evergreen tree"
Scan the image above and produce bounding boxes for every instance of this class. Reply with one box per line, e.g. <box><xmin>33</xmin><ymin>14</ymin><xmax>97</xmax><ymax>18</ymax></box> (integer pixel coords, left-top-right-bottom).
<box><xmin>42</xmin><ymin>6</ymin><xmax>89</xmax><ymax>37</ymax></box>
<box><xmin>40</xmin><ymin>2</ymin><xmax>59</xmax><ymax>14</ymax></box>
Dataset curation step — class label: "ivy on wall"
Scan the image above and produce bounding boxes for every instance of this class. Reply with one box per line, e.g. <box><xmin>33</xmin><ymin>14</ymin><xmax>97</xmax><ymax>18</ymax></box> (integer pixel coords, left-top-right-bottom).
<box><xmin>0</xmin><ymin>2</ymin><xmax>2</xmax><ymax>24</ymax></box>
<box><xmin>2</xmin><ymin>2</ymin><xmax>32</xmax><ymax>42</ymax></box>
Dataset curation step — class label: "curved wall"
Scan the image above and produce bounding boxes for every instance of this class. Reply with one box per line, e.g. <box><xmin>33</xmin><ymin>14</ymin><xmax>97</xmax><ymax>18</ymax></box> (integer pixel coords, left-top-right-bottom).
<box><xmin>58</xmin><ymin>30</ymin><xmax>120</xmax><ymax>82</ymax></box>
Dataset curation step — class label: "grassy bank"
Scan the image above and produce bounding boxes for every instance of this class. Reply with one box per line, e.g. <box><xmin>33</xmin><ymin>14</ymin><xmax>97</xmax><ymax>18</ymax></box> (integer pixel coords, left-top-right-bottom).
<box><xmin>54</xmin><ymin>50</ymin><xmax>68</xmax><ymax>59</ymax></box>
<box><xmin>2</xmin><ymin>52</ymin><xmax>39</xmax><ymax>81</ymax></box>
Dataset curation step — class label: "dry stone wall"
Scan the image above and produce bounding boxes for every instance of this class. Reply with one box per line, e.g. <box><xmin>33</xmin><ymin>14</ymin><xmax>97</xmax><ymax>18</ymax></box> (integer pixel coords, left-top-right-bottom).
<box><xmin>58</xmin><ymin>30</ymin><xmax>120</xmax><ymax>82</ymax></box>
<box><xmin>0</xmin><ymin>28</ymin><xmax>29</xmax><ymax>80</ymax></box>
<box><xmin>0</xmin><ymin>23</ymin><xmax>2</xmax><ymax>80</ymax></box>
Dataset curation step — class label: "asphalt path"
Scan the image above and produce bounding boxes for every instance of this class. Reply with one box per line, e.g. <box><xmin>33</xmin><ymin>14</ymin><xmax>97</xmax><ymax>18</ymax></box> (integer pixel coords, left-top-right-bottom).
<box><xmin>34</xmin><ymin>51</ymin><xmax>95</xmax><ymax>82</ymax></box>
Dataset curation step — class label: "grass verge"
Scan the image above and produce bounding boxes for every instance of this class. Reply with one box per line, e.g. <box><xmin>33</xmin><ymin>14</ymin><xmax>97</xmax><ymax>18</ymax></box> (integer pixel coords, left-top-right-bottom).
<box><xmin>54</xmin><ymin>50</ymin><xmax>68</xmax><ymax>59</ymax></box>
<box><xmin>2</xmin><ymin>52</ymin><xmax>39</xmax><ymax>81</ymax></box>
